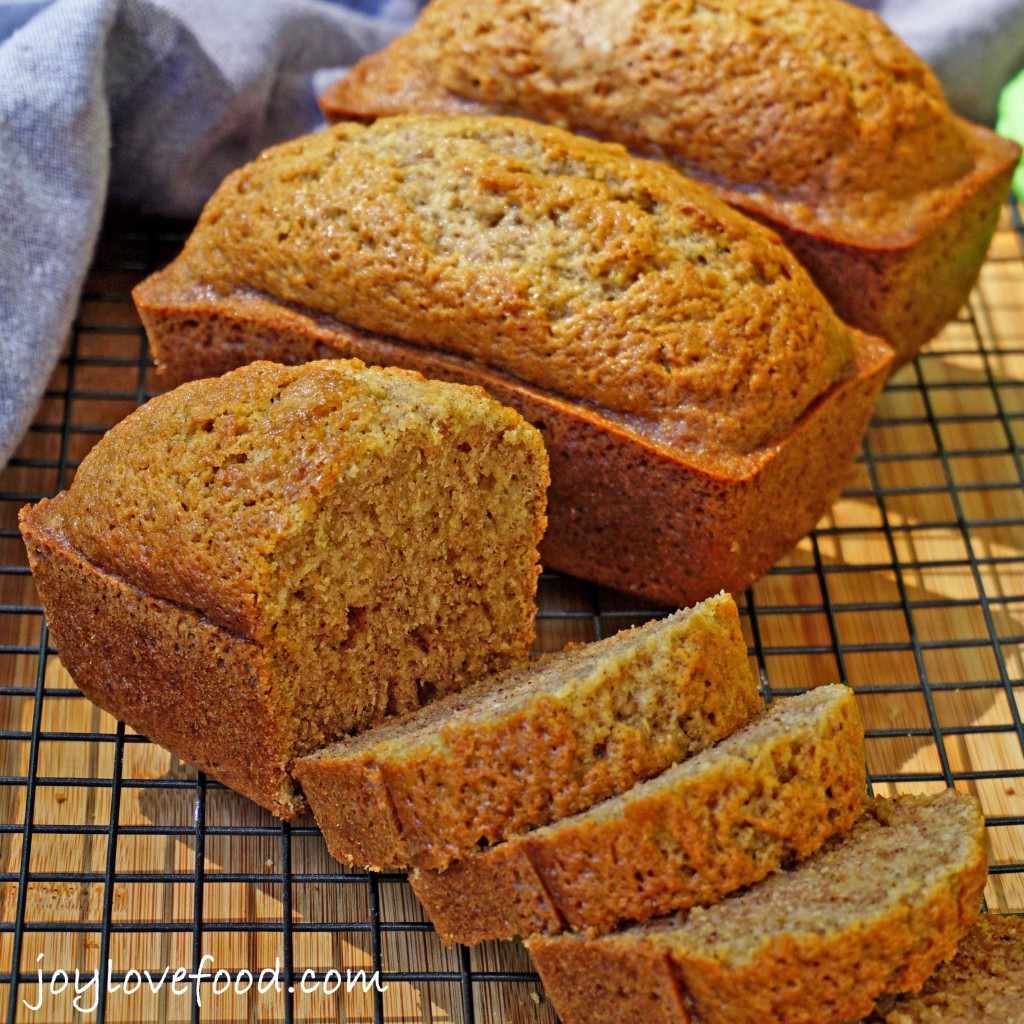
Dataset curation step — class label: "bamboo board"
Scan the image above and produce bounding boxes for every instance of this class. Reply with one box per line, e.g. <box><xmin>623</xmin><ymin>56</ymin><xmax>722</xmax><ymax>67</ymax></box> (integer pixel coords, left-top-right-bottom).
<box><xmin>0</xmin><ymin>209</ymin><xmax>1022</xmax><ymax>1022</ymax></box>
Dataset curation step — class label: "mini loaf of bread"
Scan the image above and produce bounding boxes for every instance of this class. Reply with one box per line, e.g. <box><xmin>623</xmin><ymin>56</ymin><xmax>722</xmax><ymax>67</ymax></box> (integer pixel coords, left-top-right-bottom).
<box><xmin>410</xmin><ymin>684</ymin><xmax>867</xmax><ymax>944</ymax></box>
<box><xmin>134</xmin><ymin>115</ymin><xmax>893</xmax><ymax>606</ymax></box>
<box><xmin>322</xmin><ymin>0</ymin><xmax>1021</xmax><ymax>364</ymax></box>
<box><xmin>865</xmin><ymin>915</ymin><xmax>1024</xmax><ymax>1024</ymax></box>
<box><xmin>528</xmin><ymin>791</ymin><xmax>987</xmax><ymax>1024</ymax></box>
<box><xmin>20</xmin><ymin>359</ymin><xmax>548</xmax><ymax>819</ymax></box>
<box><xmin>296</xmin><ymin>593</ymin><xmax>762</xmax><ymax>871</ymax></box>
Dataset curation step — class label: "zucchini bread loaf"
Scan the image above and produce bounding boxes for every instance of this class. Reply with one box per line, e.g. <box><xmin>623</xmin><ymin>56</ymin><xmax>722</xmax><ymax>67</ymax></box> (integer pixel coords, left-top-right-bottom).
<box><xmin>296</xmin><ymin>593</ymin><xmax>762</xmax><ymax>871</ymax></box>
<box><xmin>134</xmin><ymin>115</ymin><xmax>893</xmax><ymax>606</ymax></box>
<box><xmin>529</xmin><ymin>790</ymin><xmax>987</xmax><ymax>1024</ymax></box>
<box><xmin>411</xmin><ymin>684</ymin><xmax>867</xmax><ymax>944</ymax></box>
<box><xmin>20</xmin><ymin>359</ymin><xmax>548</xmax><ymax>819</ymax></box>
<box><xmin>322</xmin><ymin>0</ymin><xmax>1021</xmax><ymax>364</ymax></box>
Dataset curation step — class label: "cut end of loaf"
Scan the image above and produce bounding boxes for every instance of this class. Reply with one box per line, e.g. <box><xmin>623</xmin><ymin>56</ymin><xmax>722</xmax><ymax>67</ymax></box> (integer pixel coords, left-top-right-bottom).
<box><xmin>20</xmin><ymin>359</ymin><xmax>549</xmax><ymax>818</ymax></box>
<box><xmin>252</xmin><ymin>362</ymin><xmax>551</xmax><ymax>761</ymax></box>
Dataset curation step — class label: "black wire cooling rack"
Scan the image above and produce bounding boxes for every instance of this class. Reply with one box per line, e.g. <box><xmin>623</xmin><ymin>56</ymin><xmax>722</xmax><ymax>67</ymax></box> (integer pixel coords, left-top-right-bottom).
<box><xmin>0</xmin><ymin>208</ymin><xmax>1022</xmax><ymax>1023</ymax></box>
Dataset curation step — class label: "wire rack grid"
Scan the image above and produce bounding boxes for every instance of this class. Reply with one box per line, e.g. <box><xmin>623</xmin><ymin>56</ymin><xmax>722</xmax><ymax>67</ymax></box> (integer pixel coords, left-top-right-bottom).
<box><xmin>0</xmin><ymin>206</ymin><xmax>1022</xmax><ymax>1023</ymax></box>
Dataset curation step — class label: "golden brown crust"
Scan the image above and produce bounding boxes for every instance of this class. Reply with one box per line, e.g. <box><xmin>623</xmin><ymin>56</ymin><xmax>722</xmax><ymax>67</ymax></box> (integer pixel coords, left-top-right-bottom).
<box><xmin>324</xmin><ymin>35</ymin><xmax>484</xmax><ymax>121</ymax></box>
<box><xmin>528</xmin><ymin>792</ymin><xmax>988</xmax><ymax>1024</ymax></box>
<box><xmin>329</xmin><ymin>0</ymin><xmax>971</xmax><ymax>210</ymax></box>
<box><xmin>410</xmin><ymin>685</ymin><xmax>867</xmax><ymax>944</ymax></box>
<box><xmin>20</xmin><ymin>507</ymin><xmax>306</xmax><ymax>819</ymax></box>
<box><xmin>527</xmin><ymin>937</ymin><xmax>693</xmax><ymax>1024</ymax></box>
<box><xmin>733</xmin><ymin>123</ymin><xmax>1019</xmax><ymax>356</ymax></box>
<box><xmin>166</xmin><ymin>116</ymin><xmax>854</xmax><ymax>458</ymax></box>
<box><xmin>295</xmin><ymin>594</ymin><xmax>762</xmax><ymax>871</ymax></box>
<box><xmin>320</xmin><ymin>1</ymin><xmax>1021</xmax><ymax>362</ymax></box>
<box><xmin>134</xmin><ymin>267</ymin><xmax>892</xmax><ymax>609</ymax></box>
<box><xmin>48</xmin><ymin>359</ymin><xmax>363</xmax><ymax>636</ymax></box>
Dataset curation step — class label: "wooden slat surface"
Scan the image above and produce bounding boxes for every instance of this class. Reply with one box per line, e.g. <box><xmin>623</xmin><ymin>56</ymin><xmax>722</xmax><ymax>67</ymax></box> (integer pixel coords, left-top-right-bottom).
<box><xmin>0</xmin><ymin>210</ymin><xmax>1022</xmax><ymax>1022</ymax></box>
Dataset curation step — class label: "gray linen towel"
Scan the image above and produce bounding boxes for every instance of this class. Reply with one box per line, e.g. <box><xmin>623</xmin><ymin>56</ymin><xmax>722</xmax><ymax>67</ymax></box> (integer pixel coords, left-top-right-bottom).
<box><xmin>0</xmin><ymin>0</ymin><xmax>418</xmax><ymax>469</ymax></box>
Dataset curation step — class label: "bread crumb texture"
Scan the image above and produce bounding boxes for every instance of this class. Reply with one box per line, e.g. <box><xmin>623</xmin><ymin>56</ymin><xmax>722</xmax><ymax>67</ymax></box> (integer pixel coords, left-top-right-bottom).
<box><xmin>33</xmin><ymin>358</ymin><xmax>548</xmax><ymax>792</ymax></box>
<box><xmin>411</xmin><ymin>684</ymin><xmax>867</xmax><ymax>944</ymax></box>
<box><xmin>528</xmin><ymin>790</ymin><xmax>987</xmax><ymax>1024</ymax></box>
<box><xmin>866</xmin><ymin>915</ymin><xmax>1024</xmax><ymax>1023</ymax></box>
<box><xmin>296</xmin><ymin>593</ymin><xmax>762</xmax><ymax>870</ymax></box>
<box><xmin>180</xmin><ymin>115</ymin><xmax>855</xmax><ymax>457</ymax></box>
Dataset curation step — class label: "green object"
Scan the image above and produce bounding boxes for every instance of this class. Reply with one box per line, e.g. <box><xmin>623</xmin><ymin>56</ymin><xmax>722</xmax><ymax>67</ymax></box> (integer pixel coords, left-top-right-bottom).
<box><xmin>996</xmin><ymin>67</ymin><xmax>1024</xmax><ymax>200</ymax></box>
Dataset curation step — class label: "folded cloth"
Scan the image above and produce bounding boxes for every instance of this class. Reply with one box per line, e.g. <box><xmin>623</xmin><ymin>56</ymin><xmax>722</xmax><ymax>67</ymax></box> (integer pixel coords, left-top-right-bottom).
<box><xmin>0</xmin><ymin>0</ymin><xmax>1021</xmax><ymax>471</ymax></box>
<box><xmin>0</xmin><ymin>0</ymin><xmax>419</xmax><ymax>470</ymax></box>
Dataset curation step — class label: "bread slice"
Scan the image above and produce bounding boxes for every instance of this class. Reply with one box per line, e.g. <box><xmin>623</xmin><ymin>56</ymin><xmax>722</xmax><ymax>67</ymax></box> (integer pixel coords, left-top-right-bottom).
<box><xmin>133</xmin><ymin>114</ymin><xmax>893</xmax><ymax>609</ymax></box>
<box><xmin>295</xmin><ymin>593</ymin><xmax>762</xmax><ymax>870</ymax></box>
<box><xmin>20</xmin><ymin>359</ymin><xmax>548</xmax><ymax>819</ymax></box>
<box><xmin>321</xmin><ymin>0</ymin><xmax>1020</xmax><ymax>364</ymax></box>
<box><xmin>528</xmin><ymin>791</ymin><xmax>987</xmax><ymax>1024</ymax></box>
<box><xmin>866</xmin><ymin>915</ymin><xmax>1023</xmax><ymax>1023</ymax></box>
<box><xmin>410</xmin><ymin>684</ymin><xmax>867</xmax><ymax>944</ymax></box>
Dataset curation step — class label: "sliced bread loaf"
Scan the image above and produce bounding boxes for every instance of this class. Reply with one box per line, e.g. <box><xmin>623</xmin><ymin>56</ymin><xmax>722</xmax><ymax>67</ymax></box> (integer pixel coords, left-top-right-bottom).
<box><xmin>21</xmin><ymin>359</ymin><xmax>548</xmax><ymax>819</ymax></box>
<box><xmin>866</xmin><ymin>914</ymin><xmax>1023</xmax><ymax>1024</ymax></box>
<box><xmin>321</xmin><ymin>0</ymin><xmax>1020</xmax><ymax>363</ymax></box>
<box><xmin>528</xmin><ymin>791</ymin><xmax>987</xmax><ymax>1024</ymax></box>
<box><xmin>410</xmin><ymin>684</ymin><xmax>867</xmax><ymax>944</ymax></box>
<box><xmin>295</xmin><ymin>593</ymin><xmax>762</xmax><ymax>870</ymax></box>
<box><xmin>134</xmin><ymin>115</ymin><xmax>893</xmax><ymax>610</ymax></box>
